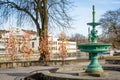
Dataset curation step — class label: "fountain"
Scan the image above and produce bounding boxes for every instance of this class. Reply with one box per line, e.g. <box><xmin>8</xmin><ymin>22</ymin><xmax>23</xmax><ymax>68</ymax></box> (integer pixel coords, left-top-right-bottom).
<box><xmin>77</xmin><ymin>5</ymin><xmax>111</xmax><ymax>75</ymax></box>
<box><xmin>25</xmin><ymin>5</ymin><xmax>120</xmax><ymax>80</ymax></box>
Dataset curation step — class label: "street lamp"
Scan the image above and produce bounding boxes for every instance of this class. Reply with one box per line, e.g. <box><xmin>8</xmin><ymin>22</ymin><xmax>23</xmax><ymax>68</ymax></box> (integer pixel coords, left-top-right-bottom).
<box><xmin>18</xmin><ymin>38</ymin><xmax>22</xmax><ymax>53</ymax></box>
<box><xmin>15</xmin><ymin>27</ymin><xmax>22</xmax><ymax>54</ymax></box>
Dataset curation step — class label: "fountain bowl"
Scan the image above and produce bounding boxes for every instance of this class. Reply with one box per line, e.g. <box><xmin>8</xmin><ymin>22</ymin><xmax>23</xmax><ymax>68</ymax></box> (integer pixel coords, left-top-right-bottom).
<box><xmin>77</xmin><ymin>43</ymin><xmax>111</xmax><ymax>53</ymax></box>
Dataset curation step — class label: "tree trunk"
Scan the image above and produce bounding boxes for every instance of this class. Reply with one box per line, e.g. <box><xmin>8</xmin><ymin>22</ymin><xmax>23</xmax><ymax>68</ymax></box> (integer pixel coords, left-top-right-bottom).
<box><xmin>39</xmin><ymin>0</ymin><xmax>49</xmax><ymax>61</ymax></box>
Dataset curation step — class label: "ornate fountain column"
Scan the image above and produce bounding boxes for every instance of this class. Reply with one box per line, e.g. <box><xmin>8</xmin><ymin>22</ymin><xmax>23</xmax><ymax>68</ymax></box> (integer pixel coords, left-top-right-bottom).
<box><xmin>86</xmin><ymin>5</ymin><xmax>103</xmax><ymax>73</ymax></box>
<box><xmin>87</xmin><ymin>5</ymin><xmax>100</xmax><ymax>43</ymax></box>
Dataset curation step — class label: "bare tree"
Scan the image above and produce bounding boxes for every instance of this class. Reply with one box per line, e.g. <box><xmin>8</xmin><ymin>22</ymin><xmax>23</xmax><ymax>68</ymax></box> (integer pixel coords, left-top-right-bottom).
<box><xmin>69</xmin><ymin>33</ymin><xmax>87</xmax><ymax>44</ymax></box>
<box><xmin>99</xmin><ymin>9</ymin><xmax>120</xmax><ymax>49</ymax></box>
<box><xmin>0</xmin><ymin>0</ymin><xmax>72</xmax><ymax>60</ymax></box>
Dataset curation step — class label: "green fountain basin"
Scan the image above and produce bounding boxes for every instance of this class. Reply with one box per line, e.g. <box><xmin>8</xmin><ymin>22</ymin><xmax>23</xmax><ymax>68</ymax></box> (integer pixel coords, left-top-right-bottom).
<box><xmin>77</xmin><ymin>43</ymin><xmax>111</xmax><ymax>53</ymax></box>
<box><xmin>77</xmin><ymin>42</ymin><xmax>111</xmax><ymax>73</ymax></box>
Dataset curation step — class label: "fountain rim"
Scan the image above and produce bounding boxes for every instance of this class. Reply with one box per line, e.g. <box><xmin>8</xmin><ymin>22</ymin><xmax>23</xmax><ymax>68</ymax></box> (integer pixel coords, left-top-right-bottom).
<box><xmin>78</xmin><ymin>43</ymin><xmax>112</xmax><ymax>46</ymax></box>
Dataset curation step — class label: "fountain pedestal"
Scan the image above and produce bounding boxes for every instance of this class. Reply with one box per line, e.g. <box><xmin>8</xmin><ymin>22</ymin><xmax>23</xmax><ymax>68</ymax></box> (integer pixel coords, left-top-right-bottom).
<box><xmin>86</xmin><ymin>53</ymin><xmax>103</xmax><ymax>73</ymax></box>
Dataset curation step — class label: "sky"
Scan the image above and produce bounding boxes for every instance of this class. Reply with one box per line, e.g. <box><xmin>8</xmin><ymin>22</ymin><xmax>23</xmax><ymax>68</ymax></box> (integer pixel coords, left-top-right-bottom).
<box><xmin>58</xmin><ymin>0</ymin><xmax>120</xmax><ymax>37</ymax></box>
<box><xmin>1</xmin><ymin>0</ymin><xmax>120</xmax><ymax>38</ymax></box>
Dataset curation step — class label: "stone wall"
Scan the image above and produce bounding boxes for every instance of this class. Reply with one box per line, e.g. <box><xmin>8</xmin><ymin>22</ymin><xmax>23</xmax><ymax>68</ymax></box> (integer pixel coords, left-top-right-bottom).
<box><xmin>105</xmin><ymin>58</ymin><xmax>120</xmax><ymax>64</ymax></box>
<box><xmin>0</xmin><ymin>59</ymin><xmax>89</xmax><ymax>69</ymax></box>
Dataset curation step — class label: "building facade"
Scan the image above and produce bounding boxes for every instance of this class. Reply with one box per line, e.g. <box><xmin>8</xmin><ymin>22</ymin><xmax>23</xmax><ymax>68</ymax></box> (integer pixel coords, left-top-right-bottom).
<box><xmin>31</xmin><ymin>36</ymin><xmax>77</xmax><ymax>57</ymax></box>
<box><xmin>0</xmin><ymin>27</ymin><xmax>77</xmax><ymax>59</ymax></box>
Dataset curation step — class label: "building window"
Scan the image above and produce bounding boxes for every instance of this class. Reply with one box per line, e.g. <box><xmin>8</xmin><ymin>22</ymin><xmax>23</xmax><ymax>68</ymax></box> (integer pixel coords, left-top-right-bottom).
<box><xmin>53</xmin><ymin>41</ymin><xmax>57</xmax><ymax>44</ymax></box>
<box><xmin>32</xmin><ymin>42</ymin><xmax>34</xmax><ymax>48</ymax></box>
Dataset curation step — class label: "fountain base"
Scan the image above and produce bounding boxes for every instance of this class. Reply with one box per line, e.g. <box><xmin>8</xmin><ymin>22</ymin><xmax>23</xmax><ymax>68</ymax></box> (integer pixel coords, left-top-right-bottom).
<box><xmin>79</xmin><ymin>71</ymin><xmax>108</xmax><ymax>77</ymax></box>
<box><xmin>85</xmin><ymin>53</ymin><xmax>104</xmax><ymax>73</ymax></box>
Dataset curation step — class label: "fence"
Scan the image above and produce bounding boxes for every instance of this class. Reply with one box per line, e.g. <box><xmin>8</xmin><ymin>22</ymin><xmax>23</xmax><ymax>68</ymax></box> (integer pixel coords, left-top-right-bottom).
<box><xmin>0</xmin><ymin>53</ymin><xmax>40</xmax><ymax>62</ymax></box>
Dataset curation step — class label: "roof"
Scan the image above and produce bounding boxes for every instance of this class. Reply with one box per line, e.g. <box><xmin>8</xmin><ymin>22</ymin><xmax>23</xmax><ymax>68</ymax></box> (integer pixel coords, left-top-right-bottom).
<box><xmin>22</xmin><ymin>30</ymin><xmax>37</xmax><ymax>35</ymax></box>
<box><xmin>0</xmin><ymin>30</ymin><xmax>9</xmax><ymax>38</ymax></box>
<box><xmin>0</xmin><ymin>29</ymin><xmax>37</xmax><ymax>39</ymax></box>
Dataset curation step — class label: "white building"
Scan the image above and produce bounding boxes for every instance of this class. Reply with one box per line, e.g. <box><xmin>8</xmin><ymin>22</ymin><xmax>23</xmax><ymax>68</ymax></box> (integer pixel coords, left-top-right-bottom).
<box><xmin>0</xmin><ymin>39</ymin><xmax>5</xmax><ymax>54</ymax></box>
<box><xmin>1</xmin><ymin>27</ymin><xmax>35</xmax><ymax>54</ymax></box>
<box><xmin>0</xmin><ymin>27</ymin><xmax>77</xmax><ymax>59</ymax></box>
<box><xmin>31</xmin><ymin>35</ymin><xmax>77</xmax><ymax>54</ymax></box>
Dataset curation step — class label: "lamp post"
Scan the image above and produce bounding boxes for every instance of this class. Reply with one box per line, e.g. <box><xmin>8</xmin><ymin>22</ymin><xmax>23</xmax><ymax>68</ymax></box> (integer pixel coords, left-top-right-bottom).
<box><xmin>15</xmin><ymin>28</ymin><xmax>22</xmax><ymax>54</ymax></box>
<box><xmin>18</xmin><ymin>38</ymin><xmax>22</xmax><ymax>53</ymax></box>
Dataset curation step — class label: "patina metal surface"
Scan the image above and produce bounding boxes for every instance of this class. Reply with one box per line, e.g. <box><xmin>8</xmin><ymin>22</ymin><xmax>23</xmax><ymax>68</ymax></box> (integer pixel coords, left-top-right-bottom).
<box><xmin>78</xmin><ymin>5</ymin><xmax>111</xmax><ymax>73</ymax></box>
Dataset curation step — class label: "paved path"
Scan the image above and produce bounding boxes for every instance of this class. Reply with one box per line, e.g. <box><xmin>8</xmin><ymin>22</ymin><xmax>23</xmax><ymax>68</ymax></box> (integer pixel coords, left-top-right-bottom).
<box><xmin>0</xmin><ymin>66</ymin><xmax>55</xmax><ymax>80</ymax></box>
<box><xmin>0</xmin><ymin>60</ymin><xmax>118</xmax><ymax>80</ymax></box>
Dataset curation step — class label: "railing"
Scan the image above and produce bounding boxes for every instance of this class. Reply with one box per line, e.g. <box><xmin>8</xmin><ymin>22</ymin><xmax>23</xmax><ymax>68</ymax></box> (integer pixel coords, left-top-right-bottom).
<box><xmin>0</xmin><ymin>52</ymin><xmax>88</xmax><ymax>62</ymax></box>
<box><xmin>0</xmin><ymin>53</ymin><xmax>40</xmax><ymax>62</ymax></box>
<box><xmin>0</xmin><ymin>52</ymin><xmax>90</xmax><ymax>69</ymax></box>
<box><xmin>106</xmin><ymin>58</ymin><xmax>120</xmax><ymax>64</ymax></box>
